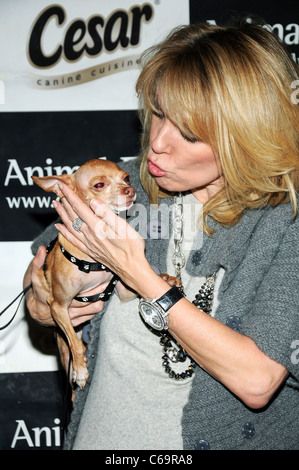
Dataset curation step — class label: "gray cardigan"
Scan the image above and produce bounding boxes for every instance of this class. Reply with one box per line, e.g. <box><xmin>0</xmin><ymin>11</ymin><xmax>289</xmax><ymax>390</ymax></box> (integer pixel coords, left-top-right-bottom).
<box><xmin>32</xmin><ymin>159</ymin><xmax>299</xmax><ymax>450</ymax></box>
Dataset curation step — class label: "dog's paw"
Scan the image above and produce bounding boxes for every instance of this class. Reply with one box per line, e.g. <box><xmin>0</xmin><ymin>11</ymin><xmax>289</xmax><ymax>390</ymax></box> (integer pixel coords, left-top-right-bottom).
<box><xmin>160</xmin><ymin>274</ymin><xmax>182</xmax><ymax>288</ymax></box>
<box><xmin>72</xmin><ymin>366</ymin><xmax>89</xmax><ymax>390</ymax></box>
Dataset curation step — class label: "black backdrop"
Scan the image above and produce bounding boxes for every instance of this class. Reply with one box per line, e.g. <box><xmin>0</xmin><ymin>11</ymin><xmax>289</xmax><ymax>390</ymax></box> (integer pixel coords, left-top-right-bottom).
<box><xmin>0</xmin><ymin>110</ymin><xmax>141</xmax><ymax>241</ymax></box>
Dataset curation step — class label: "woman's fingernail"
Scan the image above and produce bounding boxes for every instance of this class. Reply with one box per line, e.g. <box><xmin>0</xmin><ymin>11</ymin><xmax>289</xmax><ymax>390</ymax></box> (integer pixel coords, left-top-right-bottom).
<box><xmin>90</xmin><ymin>198</ymin><xmax>98</xmax><ymax>208</ymax></box>
<box><xmin>90</xmin><ymin>199</ymin><xmax>104</xmax><ymax>216</ymax></box>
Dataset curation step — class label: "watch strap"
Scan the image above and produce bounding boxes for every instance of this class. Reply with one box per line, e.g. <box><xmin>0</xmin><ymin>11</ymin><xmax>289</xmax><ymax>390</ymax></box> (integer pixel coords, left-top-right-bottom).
<box><xmin>155</xmin><ymin>286</ymin><xmax>184</xmax><ymax>312</ymax></box>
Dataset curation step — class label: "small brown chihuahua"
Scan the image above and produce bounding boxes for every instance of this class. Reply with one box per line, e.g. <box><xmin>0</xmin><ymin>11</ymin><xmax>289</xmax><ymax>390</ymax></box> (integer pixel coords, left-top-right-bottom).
<box><xmin>32</xmin><ymin>159</ymin><xmax>179</xmax><ymax>397</ymax></box>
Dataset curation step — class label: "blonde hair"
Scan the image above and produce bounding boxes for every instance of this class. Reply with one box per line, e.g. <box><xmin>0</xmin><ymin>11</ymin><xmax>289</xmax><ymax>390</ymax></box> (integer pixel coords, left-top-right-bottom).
<box><xmin>136</xmin><ymin>20</ymin><xmax>299</xmax><ymax>231</ymax></box>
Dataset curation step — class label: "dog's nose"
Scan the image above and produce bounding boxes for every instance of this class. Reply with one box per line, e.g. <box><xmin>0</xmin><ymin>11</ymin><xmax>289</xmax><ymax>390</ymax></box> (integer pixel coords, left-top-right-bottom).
<box><xmin>122</xmin><ymin>187</ymin><xmax>135</xmax><ymax>197</ymax></box>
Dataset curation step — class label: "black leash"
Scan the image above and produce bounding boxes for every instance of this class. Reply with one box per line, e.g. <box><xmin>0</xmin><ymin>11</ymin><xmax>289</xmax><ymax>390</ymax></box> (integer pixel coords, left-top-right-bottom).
<box><xmin>0</xmin><ymin>284</ymin><xmax>32</xmax><ymax>330</ymax></box>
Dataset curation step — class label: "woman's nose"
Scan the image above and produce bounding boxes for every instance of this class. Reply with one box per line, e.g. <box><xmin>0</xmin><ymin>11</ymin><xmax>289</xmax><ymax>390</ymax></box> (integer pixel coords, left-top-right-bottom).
<box><xmin>151</xmin><ymin>118</ymin><xmax>173</xmax><ymax>154</ymax></box>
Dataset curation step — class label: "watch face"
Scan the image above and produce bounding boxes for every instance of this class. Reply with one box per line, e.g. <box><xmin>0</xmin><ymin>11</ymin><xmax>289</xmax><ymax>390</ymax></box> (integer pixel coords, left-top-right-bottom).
<box><xmin>139</xmin><ymin>301</ymin><xmax>164</xmax><ymax>331</ymax></box>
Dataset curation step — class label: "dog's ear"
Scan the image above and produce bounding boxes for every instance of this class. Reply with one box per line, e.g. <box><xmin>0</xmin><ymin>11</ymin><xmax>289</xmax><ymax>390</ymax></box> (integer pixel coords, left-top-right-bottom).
<box><xmin>31</xmin><ymin>174</ymin><xmax>75</xmax><ymax>198</ymax></box>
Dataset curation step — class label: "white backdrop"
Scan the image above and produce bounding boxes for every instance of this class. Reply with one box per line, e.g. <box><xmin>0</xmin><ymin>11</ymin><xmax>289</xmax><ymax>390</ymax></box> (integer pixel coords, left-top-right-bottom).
<box><xmin>0</xmin><ymin>0</ymin><xmax>189</xmax><ymax>111</ymax></box>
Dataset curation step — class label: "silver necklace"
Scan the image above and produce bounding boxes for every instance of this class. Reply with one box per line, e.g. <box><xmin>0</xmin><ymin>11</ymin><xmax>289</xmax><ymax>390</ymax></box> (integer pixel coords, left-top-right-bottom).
<box><xmin>160</xmin><ymin>193</ymin><xmax>216</xmax><ymax>380</ymax></box>
<box><xmin>172</xmin><ymin>192</ymin><xmax>186</xmax><ymax>289</ymax></box>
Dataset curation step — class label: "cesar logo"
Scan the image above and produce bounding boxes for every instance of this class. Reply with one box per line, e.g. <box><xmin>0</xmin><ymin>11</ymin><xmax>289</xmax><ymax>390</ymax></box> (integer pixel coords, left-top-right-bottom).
<box><xmin>27</xmin><ymin>4</ymin><xmax>153</xmax><ymax>68</ymax></box>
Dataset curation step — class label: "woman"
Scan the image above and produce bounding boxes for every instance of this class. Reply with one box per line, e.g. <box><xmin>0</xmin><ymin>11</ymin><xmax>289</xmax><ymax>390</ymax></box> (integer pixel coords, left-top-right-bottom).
<box><xmin>24</xmin><ymin>20</ymin><xmax>299</xmax><ymax>450</ymax></box>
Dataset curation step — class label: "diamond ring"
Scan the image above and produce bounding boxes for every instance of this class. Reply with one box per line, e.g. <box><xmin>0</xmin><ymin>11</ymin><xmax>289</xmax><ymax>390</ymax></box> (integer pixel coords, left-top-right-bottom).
<box><xmin>72</xmin><ymin>217</ymin><xmax>84</xmax><ymax>232</ymax></box>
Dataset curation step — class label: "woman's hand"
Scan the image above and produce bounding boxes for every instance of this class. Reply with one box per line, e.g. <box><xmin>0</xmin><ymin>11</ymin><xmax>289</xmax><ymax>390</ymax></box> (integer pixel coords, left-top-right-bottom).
<box><xmin>53</xmin><ymin>182</ymin><xmax>149</xmax><ymax>294</ymax></box>
<box><xmin>23</xmin><ymin>245</ymin><xmax>55</xmax><ymax>326</ymax></box>
<box><xmin>24</xmin><ymin>245</ymin><xmax>106</xmax><ymax>328</ymax></box>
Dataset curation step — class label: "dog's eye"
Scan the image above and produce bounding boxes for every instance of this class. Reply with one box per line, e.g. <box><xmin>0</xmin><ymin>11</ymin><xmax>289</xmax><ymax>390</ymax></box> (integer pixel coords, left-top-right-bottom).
<box><xmin>124</xmin><ymin>175</ymin><xmax>130</xmax><ymax>184</ymax></box>
<box><xmin>94</xmin><ymin>182</ymin><xmax>105</xmax><ymax>189</ymax></box>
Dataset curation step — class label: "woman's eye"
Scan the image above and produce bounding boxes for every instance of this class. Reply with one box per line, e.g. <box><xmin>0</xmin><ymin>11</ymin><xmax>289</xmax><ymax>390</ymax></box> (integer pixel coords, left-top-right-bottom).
<box><xmin>152</xmin><ymin>110</ymin><xmax>165</xmax><ymax>120</ymax></box>
<box><xmin>94</xmin><ymin>182</ymin><xmax>105</xmax><ymax>189</ymax></box>
<box><xmin>180</xmin><ymin>132</ymin><xmax>198</xmax><ymax>143</ymax></box>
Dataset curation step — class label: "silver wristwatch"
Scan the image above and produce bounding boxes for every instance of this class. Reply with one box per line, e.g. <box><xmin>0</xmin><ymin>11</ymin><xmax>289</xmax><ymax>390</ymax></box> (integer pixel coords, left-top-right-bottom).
<box><xmin>138</xmin><ymin>286</ymin><xmax>184</xmax><ymax>331</ymax></box>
